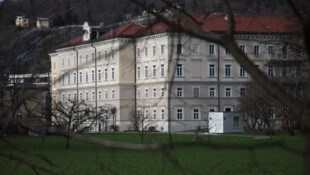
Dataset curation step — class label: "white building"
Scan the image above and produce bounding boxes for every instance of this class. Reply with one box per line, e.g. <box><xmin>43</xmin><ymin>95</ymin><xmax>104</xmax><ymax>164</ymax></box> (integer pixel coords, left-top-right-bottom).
<box><xmin>36</xmin><ymin>17</ymin><xmax>49</xmax><ymax>28</ymax></box>
<box><xmin>50</xmin><ymin>14</ymin><xmax>303</xmax><ymax>132</ymax></box>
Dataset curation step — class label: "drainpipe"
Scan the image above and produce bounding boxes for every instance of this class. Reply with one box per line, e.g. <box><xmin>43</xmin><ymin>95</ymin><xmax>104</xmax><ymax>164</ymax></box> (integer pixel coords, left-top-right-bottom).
<box><xmin>133</xmin><ymin>38</ymin><xmax>137</xmax><ymax>122</ymax></box>
<box><xmin>217</xmin><ymin>43</ymin><xmax>221</xmax><ymax>112</ymax></box>
<box><xmin>73</xmin><ymin>46</ymin><xmax>79</xmax><ymax>105</ymax></box>
<box><xmin>90</xmin><ymin>43</ymin><xmax>98</xmax><ymax>131</ymax></box>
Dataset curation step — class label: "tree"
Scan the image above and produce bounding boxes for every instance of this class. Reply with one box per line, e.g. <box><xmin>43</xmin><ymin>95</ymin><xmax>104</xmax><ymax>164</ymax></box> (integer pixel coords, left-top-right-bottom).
<box><xmin>51</xmin><ymin>99</ymin><xmax>98</xmax><ymax>148</ymax></box>
<box><xmin>238</xmin><ymin>82</ymin><xmax>278</xmax><ymax>134</ymax></box>
<box><xmin>129</xmin><ymin>106</ymin><xmax>150</xmax><ymax>143</ymax></box>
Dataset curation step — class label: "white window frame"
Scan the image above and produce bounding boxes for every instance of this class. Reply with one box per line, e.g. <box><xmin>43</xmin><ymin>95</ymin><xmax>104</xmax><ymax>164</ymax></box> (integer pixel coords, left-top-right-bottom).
<box><xmin>209</xmin><ymin>44</ymin><xmax>215</xmax><ymax>55</ymax></box>
<box><xmin>192</xmin><ymin>107</ymin><xmax>201</xmax><ymax>120</ymax></box>
<box><xmin>208</xmin><ymin>87</ymin><xmax>216</xmax><ymax>97</ymax></box>
<box><xmin>176</xmin><ymin>63</ymin><xmax>184</xmax><ymax>77</ymax></box>
<box><xmin>176</xmin><ymin>86</ymin><xmax>184</xmax><ymax>97</ymax></box>
<box><xmin>152</xmin><ymin>64</ymin><xmax>156</xmax><ymax>78</ymax></box>
<box><xmin>192</xmin><ymin>86</ymin><xmax>200</xmax><ymax>98</ymax></box>
<box><xmin>225</xmin><ymin>87</ymin><xmax>232</xmax><ymax>97</ymax></box>
<box><xmin>111</xmin><ymin>89</ymin><xmax>115</xmax><ymax>99</ymax></box>
<box><xmin>209</xmin><ymin>64</ymin><xmax>216</xmax><ymax>77</ymax></box>
<box><xmin>145</xmin><ymin>88</ymin><xmax>149</xmax><ymax>98</ymax></box>
<box><xmin>239</xmin><ymin>66</ymin><xmax>246</xmax><ymax>77</ymax></box>
<box><xmin>160</xmin><ymin>64</ymin><xmax>165</xmax><ymax>77</ymax></box>
<box><xmin>176</xmin><ymin>107</ymin><xmax>184</xmax><ymax>120</ymax></box>
<box><xmin>225</xmin><ymin>64</ymin><xmax>232</xmax><ymax>77</ymax></box>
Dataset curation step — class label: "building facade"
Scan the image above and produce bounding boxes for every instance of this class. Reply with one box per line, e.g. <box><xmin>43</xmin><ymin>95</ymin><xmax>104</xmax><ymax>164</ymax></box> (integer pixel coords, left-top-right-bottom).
<box><xmin>50</xmin><ymin>14</ymin><xmax>304</xmax><ymax>132</ymax></box>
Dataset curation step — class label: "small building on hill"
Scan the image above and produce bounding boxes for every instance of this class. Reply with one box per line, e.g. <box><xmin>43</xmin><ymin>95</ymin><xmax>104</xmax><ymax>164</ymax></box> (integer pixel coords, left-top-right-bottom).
<box><xmin>36</xmin><ymin>17</ymin><xmax>50</xmax><ymax>28</ymax></box>
<box><xmin>16</xmin><ymin>16</ymin><xmax>29</xmax><ymax>27</ymax></box>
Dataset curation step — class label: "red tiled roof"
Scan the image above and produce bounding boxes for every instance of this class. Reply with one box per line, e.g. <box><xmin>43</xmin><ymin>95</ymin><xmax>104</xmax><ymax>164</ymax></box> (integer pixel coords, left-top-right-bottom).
<box><xmin>58</xmin><ymin>14</ymin><xmax>301</xmax><ymax>49</ymax></box>
<box><xmin>201</xmin><ymin>14</ymin><xmax>300</xmax><ymax>33</ymax></box>
<box><xmin>58</xmin><ymin>35</ymin><xmax>83</xmax><ymax>48</ymax></box>
<box><xmin>100</xmin><ymin>23</ymin><xmax>144</xmax><ymax>39</ymax></box>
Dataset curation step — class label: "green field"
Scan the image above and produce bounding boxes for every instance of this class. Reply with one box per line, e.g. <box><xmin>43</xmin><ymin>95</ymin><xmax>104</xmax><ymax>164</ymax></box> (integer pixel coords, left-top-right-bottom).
<box><xmin>0</xmin><ymin>133</ymin><xmax>303</xmax><ymax>175</ymax></box>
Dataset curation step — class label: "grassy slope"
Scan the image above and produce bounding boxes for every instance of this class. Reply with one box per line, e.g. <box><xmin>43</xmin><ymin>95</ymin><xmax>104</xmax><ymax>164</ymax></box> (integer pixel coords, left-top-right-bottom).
<box><xmin>0</xmin><ymin>133</ymin><xmax>303</xmax><ymax>175</ymax></box>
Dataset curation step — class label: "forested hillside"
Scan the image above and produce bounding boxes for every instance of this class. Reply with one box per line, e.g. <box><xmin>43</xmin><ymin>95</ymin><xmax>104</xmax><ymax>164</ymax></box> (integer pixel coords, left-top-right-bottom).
<box><xmin>0</xmin><ymin>0</ymin><xmax>295</xmax><ymax>74</ymax></box>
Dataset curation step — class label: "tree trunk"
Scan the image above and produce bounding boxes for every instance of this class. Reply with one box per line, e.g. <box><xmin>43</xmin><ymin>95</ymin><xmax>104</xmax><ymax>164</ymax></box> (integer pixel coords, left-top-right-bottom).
<box><xmin>65</xmin><ymin>136</ymin><xmax>70</xmax><ymax>148</ymax></box>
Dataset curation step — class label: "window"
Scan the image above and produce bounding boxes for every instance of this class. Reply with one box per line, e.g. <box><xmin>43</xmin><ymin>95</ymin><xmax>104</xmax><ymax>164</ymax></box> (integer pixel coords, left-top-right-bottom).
<box><xmin>282</xmin><ymin>46</ymin><xmax>287</xmax><ymax>59</ymax></box>
<box><xmin>144</xmin><ymin>65</ymin><xmax>149</xmax><ymax>78</ymax></box>
<box><xmin>79</xmin><ymin>72</ymin><xmax>83</xmax><ymax>82</ymax></box>
<box><xmin>104</xmin><ymin>68</ymin><xmax>108</xmax><ymax>80</ymax></box>
<box><xmin>73</xmin><ymin>73</ymin><xmax>76</xmax><ymax>84</ymax></box>
<box><xmin>152</xmin><ymin>46</ymin><xmax>156</xmax><ymax>56</ymax></box>
<box><xmin>91</xmin><ymin>70</ymin><xmax>95</xmax><ymax>82</ymax></box>
<box><xmin>254</xmin><ymin>45</ymin><xmax>259</xmax><ymax>55</ymax></box>
<box><xmin>225</xmin><ymin>107</ymin><xmax>232</xmax><ymax>112</ymax></box>
<box><xmin>62</xmin><ymin>58</ymin><xmax>65</xmax><ymax>67</ymax></box>
<box><xmin>137</xmin><ymin>48</ymin><xmax>140</xmax><ymax>58</ymax></box>
<box><xmin>209</xmin><ymin>64</ymin><xmax>215</xmax><ymax>77</ymax></box>
<box><xmin>176</xmin><ymin>87</ymin><xmax>183</xmax><ymax>97</ymax></box>
<box><xmin>176</xmin><ymin>63</ymin><xmax>183</xmax><ymax>77</ymax></box>
<box><xmin>145</xmin><ymin>109</ymin><xmax>149</xmax><ymax>118</ymax></box>
<box><xmin>153</xmin><ymin>109</ymin><xmax>157</xmax><ymax>119</ymax></box>
<box><xmin>98</xmin><ymin>70</ymin><xmax>102</xmax><ymax>81</ymax></box>
<box><xmin>240</xmin><ymin>87</ymin><xmax>245</xmax><ymax>97</ymax></box>
<box><xmin>225</xmin><ymin>48</ymin><xmax>230</xmax><ymax>55</ymax></box>
<box><xmin>193</xmin><ymin>108</ymin><xmax>200</xmax><ymax>120</ymax></box>
<box><xmin>176</xmin><ymin>108</ymin><xmax>184</xmax><ymax>120</ymax></box>
<box><xmin>62</xmin><ymin>93</ymin><xmax>65</xmax><ymax>102</ymax></box>
<box><xmin>79</xmin><ymin>92</ymin><xmax>83</xmax><ymax>100</ymax></box>
<box><xmin>92</xmin><ymin>91</ymin><xmax>95</xmax><ymax>100</ymax></box>
<box><xmin>104</xmin><ymin>51</ymin><xmax>108</xmax><ymax>59</ymax></box>
<box><xmin>137</xmin><ymin>66</ymin><xmax>141</xmax><ymax>79</ymax></box>
<box><xmin>67</xmin><ymin>74</ymin><xmax>71</xmax><ymax>84</ymax></box>
<box><xmin>177</xmin><ymin>43</ymin><xmax>182</xmax><ymax>54</ymax></box>
<box><xmin>92</xmin><ymin>52</ymin><xmax>95</xmax><ymax>61</ymax></box>
<box><xmin>209</xmin><ymin>87</ymin><xmax>216</xmax><ymax>97</ymax></box>
<box><xmin>145</xmin><ymin>88</ymin><xmax>149</xmax><ymax>98</ymax></box>
<box><xmin>160</xmin><ymin>64</ymin><xmax>165</xmax><ymax>77</ymax></box>
<box><xmin>61</xmin><ymin>75</ymin><xmax>65</xmax><ymax>85</ymax></box>
<box><xmin>225</xmin><ymin>65</ymin><xmax>231</xmax><ymax>77</ymax></box>
<box><xmin>239</xmin><ymin>45</ymin><xmax>245</xmax><ymax>53</ymax></box>
<box><xmin>86</xmin><ymin>92</ymin><xmax>89</xmax><ymax>100</ymax></box>
<box><xmin>239</xmin><ymin>66</ymin><xmax>245</xmax><ymax>77</ymax></box>
<box><xmin>111</xmin><ymin>67</ymin><xmax>115</xmax><ymax>80</ymax></box>
<box><xmin>152</xmin><ymin>64</ymin><xmax>156</xmax><ymax>77</ymax></box>
<box><xmin>79</xmin><ymin>55</ymin><xmax>83</xmax><ymax>63</ymax></box>
<box><xmin>85</xmin><ymin>71</ymin><xmax>89</xmax><ymax>82</ymax></box>
<box><xmin>193</xmin><ymin>87</ymin><xmax>200</xmax><ymax>98</ymax></box>
<box><xmin>67</xmin><ymin>57</ymin><xmax>71</xmax><ymax>66</ymax></box>
<box><xmin>192</xmin><ymin>44</ymin><xmax>199</xmax><ymax>54</ymax></box>
<box><xmin>98</xmin><ymin>52</ymin><xmax>101</xmax><ymax>60</ymax></box>
<box><xmin>85</xmin><ymin>54</ymin><xmax>88</xmax><ymax>63</ymax></box>
<box><xmin>225</xmin><ymin>87</ymin><xmax>232</xmax><ymax>97</ymax></box>
<box><xmin>209</xmin><ymin>44</ymin><xmax>215</xmax><ymax>55</ymax></box>
<box><xmin>111</xmin><ymin>49</ymin><xmax>114</xmax><ymax>59</ymax></box>
<box><xmin>98</xmin><ymin>90</ymin><xmax>102</xmax><ymax>100</ymax></box>
<box><xmin>105</xmin><ymin>90</ymin><xmax>108</xmax><ymax>99</ymax></box>
<box><xmin>161</xmin><ymin>108</ymin><xmax>165</xmax><ymax>119</ymax></box>
<box><xmin>144</xmin><ymin>47</ymin><xmax>148</xmax><ymax>56</ymax></box>
<box><xmin>161</xmin><ymin>88</ymin><xmax>165</xmax><ymax>97</ymax></box>
<box><xmin>160</xmin><ymin>45</ymin><xmax>165</xmax><ymax>54</ymax></box>
<box><xmin>111</xmin><ymin>89</ymin><xmax>115</xmax><ymax>99</ymax></box>
<box><xmin>67</xmin><ymin>93</ymin><xmax>71</xmax><ymax>100</ymax></box>
<box><xmin>137</xmin><ymin>89</ymin><xmax>141</xmax><ymax>98</ymax></box>
<box><xmin>233</xmin><ymin>116</ymin><xmax>240</xmax><ymax>128</ymax></box>
<box><xmin>268</xmin><ymin>66</ymin><xmax>274</xmax><ymax>77</ymax></box>
<box><xmin>153</xmin><ymin>88</ymin><xmax>157</xmax><ymax>98</ymax></box>
<box><xmin>268</xmin><ymin>45</ymin><xmax>274</xmax><ymax>55</ymax></box>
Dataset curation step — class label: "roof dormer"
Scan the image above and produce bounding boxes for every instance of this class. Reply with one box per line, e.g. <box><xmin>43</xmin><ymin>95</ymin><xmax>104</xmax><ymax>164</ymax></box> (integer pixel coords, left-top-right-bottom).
<box><xmin>82</xmin><ymin>22</ymin><xmax>91</xmax><ymax>41</ymax></box>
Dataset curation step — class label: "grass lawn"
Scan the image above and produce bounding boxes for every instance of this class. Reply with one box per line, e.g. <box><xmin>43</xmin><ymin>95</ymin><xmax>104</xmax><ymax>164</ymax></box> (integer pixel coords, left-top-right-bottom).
<box><xmin>0</xmin><ymin>132</ymin><xmax>303</xmax><ymax>175</ymax></box>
